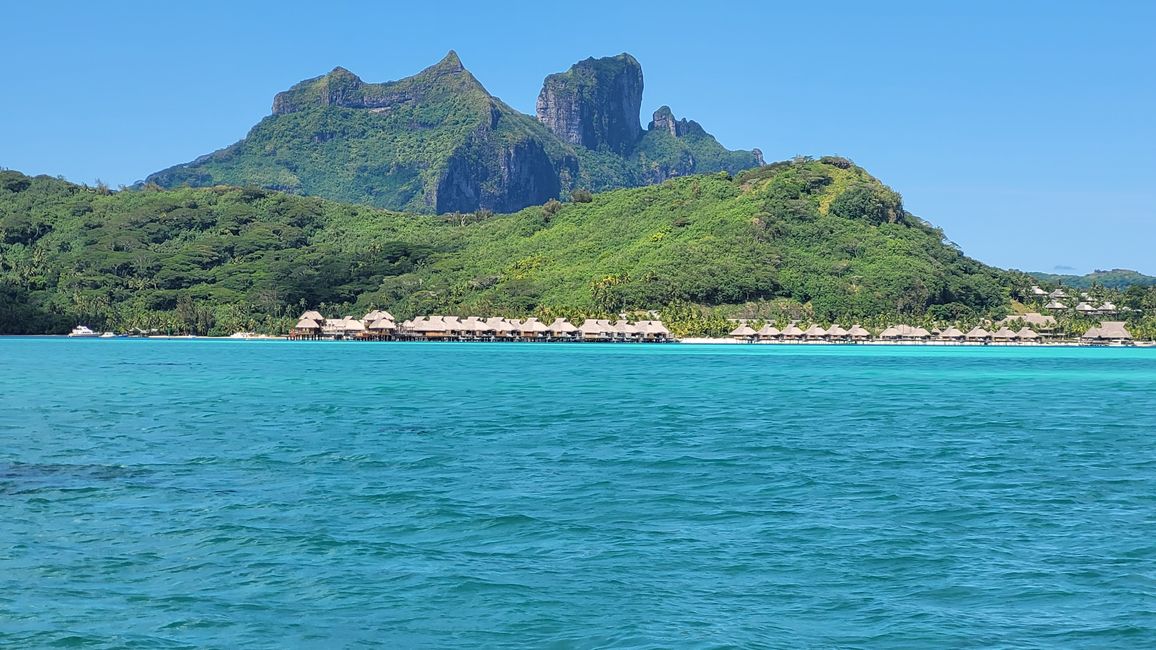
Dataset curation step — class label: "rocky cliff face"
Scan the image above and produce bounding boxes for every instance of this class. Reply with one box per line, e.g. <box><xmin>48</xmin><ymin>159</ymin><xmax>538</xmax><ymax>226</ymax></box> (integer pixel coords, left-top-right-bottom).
<box><xmin>536</xmin><ymin>54</ymin><xmax>644</xmax><ymax>155</ymax></box>
<box><xmin>147</xmin><ymin>51</ymin><xmax>761</xmax><ymax>214</ymax></box>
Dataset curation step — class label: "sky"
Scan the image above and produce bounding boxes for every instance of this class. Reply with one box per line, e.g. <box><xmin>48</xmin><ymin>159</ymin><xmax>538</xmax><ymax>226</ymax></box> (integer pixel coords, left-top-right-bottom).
<box><xmin>3</xmin><ymin>1</ymin><xmax>1154</xmax><ymax>274</ymax></box>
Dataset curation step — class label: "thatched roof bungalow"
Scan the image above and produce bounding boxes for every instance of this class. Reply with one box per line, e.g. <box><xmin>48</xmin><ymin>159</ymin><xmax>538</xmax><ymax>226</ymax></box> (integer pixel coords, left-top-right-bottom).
<box><xmin>729</xmin><ymin>324</ymin><xmax>757</xmax><ymax>341</ymax></box>
<box><xmin>803</xmin><ymin>325</ymin><xmax>828</xmax><ymax>340</ymax></box>
<box><xmin>577</xmin><ymin>319</ymin><xmax>611</xmax><ymax>341</ymax></box>
<box><xmin>965</xmin><ymin>327</ymin><xmax>990</xmax><ymax>341</ymax></box>
<box><xmin>826</xmin><ymin>324</ymin><xmax>849</xmax><ymax>340</ymax></box>
<box><xmin>780</xmin><ymin>324</ymin><xmax>805</xmax><ymax>340</ymax></box>
<box><xmin>611</xmin><ymin>321</ymin><xmax>640</xmax><ymax>340</ymax></box>
<box><xmin>756</xmin><ymin>324</ymin><xmax>781</xmax><ymax>340</ymax></box>
<box><xmin>1082</xmin><ymin>321</ymin><xmax>1133</xmax><ymax>344</ymax></box>
<box><xmin>412</xmin><ymin>316</ymin><xmax>450</xmax><ymax>338</ymax></box>
<box><xmin>290</xmin><ymin>318</ymin><xmax>322</xmax><ymax>339</ymax></box>
<box><xmin>991</xmin><ymin>327</ymin><xmax>1017</xmax><ymax>342</ymax></box>
<box><xmin>1016</xmin><ymin>327</ymin><xmax>1039</xmax><ymax>341</ymax></box>
<box><xmin>938</xmin><ymin>326</ymin><xmax>965</xmax><ymax>341</ymax></box>
<box><xmin>635</xmin><ymin>320</ymin><xmax>670</xmax><ymax>341</ymax></box>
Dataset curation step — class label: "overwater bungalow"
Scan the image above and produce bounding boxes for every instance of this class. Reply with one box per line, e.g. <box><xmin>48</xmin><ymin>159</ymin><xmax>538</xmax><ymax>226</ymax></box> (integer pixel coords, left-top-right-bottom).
<box><xmin>938</xmin><ymin>326</ymin><xmax>965</xmax><ymax>342</ymax></box>
<box><xmin>301</xmin><ymin>310</ymin><xmax>325</xmax><ymax>323</ymax></box>
<box><xmin>847</xmin><ymin>325</ymin><xmax>871</xmax><ymax>341</ymax></box>
<box><xmin>991</xmin><ymin>326</ymin><xmax>1017</xmax><ymax>343</ymax></box>
<box><xmin>636</xmin><ymin>320</ymin><xmax>671</xmax><ymax>341</ymax></box>
<box><xmin>611</xmin><ymin>320</ymin><xmax>641</xmax><ymax>341</ymax></box>
<box><xmin>965</xmin><ymin>327</ymin><xmax>990</xmax><ymax>342</ymax></box>
<box><xmin>729</xmin><ymin>324</ymin><xmax>757</xmax><ymax>342</ymax></box>
<box><xmin>367</xmin><ymin>317</ymin><xmax>397</xmax><ymax>340</ymax></box>
<box><xmin>577</xmin><ymin>319</ymin><xmax>611</xmax><ymax>341</ymax></box>
<box><xmin>780</xmin><ymin>324</ymin><xmax>805</xmax><ymax>342</ymax></box>
<box><xmin>547</xmin><ymin>318</ymin><xmax>578</xmax><ymax>340</ymax></box>
<box><xmin>290</xmin><ymin>317</ymin><xmax>322</xmax><ymax>340</ymax></box>
<box><xmin>1016</xmin><ymin>327</ymin><xmax>1040</xmax><ymax>343</ymax></box>
<box><xmin>803</xmin><ymin>325</ymin><xmax>828</xmax><ymax>341</ymax></box>
<box><xmin>878</xmin><ymin>326</ymin><xmax>900</xmax><ymax>341</ymax></box>
<box><xmin>412</xmin><ymin>316</ymin><xmax>450</xmax><ymax>339</ymax></box>
<box><xmin>1082</xmin><ymin>321</ymin><xmax>1133</xmax><ymax>345</ymax></box>
<box><xmin>756</xmin><ymin>324</ymin><xmax>781</xmax><ymax>341</ymax></box>
<box><xmin>826</xmin><ymin>324</ymin><xmax>849</xmax><ymax>341</ymax></box>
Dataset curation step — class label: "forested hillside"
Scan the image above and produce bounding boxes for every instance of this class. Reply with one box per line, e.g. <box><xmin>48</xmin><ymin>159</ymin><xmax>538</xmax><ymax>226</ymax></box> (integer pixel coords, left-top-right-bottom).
<box><xmin>2</xmin><ymin>158</ymin><xmax>1015</xmax><ymax>335</ymax></box>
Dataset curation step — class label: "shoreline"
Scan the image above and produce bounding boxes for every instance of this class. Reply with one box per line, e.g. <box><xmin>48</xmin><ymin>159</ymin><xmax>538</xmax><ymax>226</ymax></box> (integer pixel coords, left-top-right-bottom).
<box><xmin>16</xmin><ymin>334</ymin><xmax>1154</xmax><ymax>348</ymax></box>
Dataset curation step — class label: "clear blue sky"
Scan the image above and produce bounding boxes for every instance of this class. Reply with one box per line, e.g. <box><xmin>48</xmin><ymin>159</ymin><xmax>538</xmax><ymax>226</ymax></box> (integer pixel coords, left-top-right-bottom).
<box><xmin>3</xmin><ymin>1</ymin><xmax>1154</xmax><ymax>274</ymax></box>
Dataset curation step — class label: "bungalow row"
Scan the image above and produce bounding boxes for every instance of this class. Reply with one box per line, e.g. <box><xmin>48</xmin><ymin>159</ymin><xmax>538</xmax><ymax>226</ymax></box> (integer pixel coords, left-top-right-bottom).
<box><xmin>730</xmin><ymin>323</ymin><xmax>1044</xmax><ymax>343</ymax></box>
<box><xmin>290</xmin><ymin>312</ymin><xmax>671</xmax><ymax>342</ymax></box>
<box><xmin>401</xmin><ymin>316</ymin><xmax>671</xmax><ymax>342</ymax></box>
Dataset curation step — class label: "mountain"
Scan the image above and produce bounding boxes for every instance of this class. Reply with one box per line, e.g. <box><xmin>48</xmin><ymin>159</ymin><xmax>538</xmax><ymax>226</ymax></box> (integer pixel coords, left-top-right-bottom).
<box><xmin>1028</xmin><ymin>269</ymin><xmax>1156</xmax><ymax>289</ymax></box>
<box><xmin>145</xmin><ymin>52</ymin><xmax>762</xmax><ymax>213</ymax></box>
<box><xmin>3</xmin><ymin>158</ymin><xmax>1011</xmax><ymax>334</ymax></box>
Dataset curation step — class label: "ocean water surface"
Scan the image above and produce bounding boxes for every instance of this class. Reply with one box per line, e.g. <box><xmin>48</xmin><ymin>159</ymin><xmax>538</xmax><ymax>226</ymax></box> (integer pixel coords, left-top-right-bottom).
<box><xmin>2</xmin><ymin>339</ymin><xmax>1154</xmax><ymax>648</ymax></box>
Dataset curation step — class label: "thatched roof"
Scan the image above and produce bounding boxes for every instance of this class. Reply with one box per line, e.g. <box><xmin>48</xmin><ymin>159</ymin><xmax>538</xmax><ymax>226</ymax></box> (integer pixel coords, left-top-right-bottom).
<box><xmin>1084</xmin><ymin>321</ymin><xmax>1132</xmax><ymax>340</ymax></box>
<box><xmin>577</xmin><ymin>319</ymin><xmax>610</xmax><ymax>335</ymax></box>
<box><xmin>878</xmin><ymin>326</ymin><xmax>901</xmax><ymax>339</ymax></box>
<box><xmin>412</xmin><ymin>316</ymin><xmax>447</xmax><ymax>332</ymax></box>
<box><xmin>939</xmin><ymin>327</ymin><xmax>964</xmax><ymax>339</ymax></box>
<box><xmin>847</xmin><ymin>325</ymin><xmax>871</xmax><ymax>338</ymax></box>
<box><xmin>1031</xmin><ymin>286</ymin><xmax>1047</xmax><ymax>295</ymax></box>
<box><xmin>1100</xmin><ymin>302</ymin><xmax>1116</xmax><ymax>311</ymax></box>
<box><xmin>1004</xmin><ymin>312</ymin><xmax>1056</xmax><ymax>328</ymax></box>
<box><xmin>803</xmin><ymin>325</ymin><xmax>828</xmax><ymax>338</ymax></box>
<box><xmin>965</xmin><ymin>327</ymin><xmax>990</xmax><ymax>339</ymax></box>
<box><xmin>730</xmin><ymin>324</ymin><xmax>757</xmax><ymax>337</ymax></box>
<box><xmin>781</xmin><ymin>324</ymin><xmax>805</xmax><ymax>337</ymax></box>
<box><xmin>300</xmin><ymin>310</ymin><xmax>324</xmax><ymax>322</ymax></box>
<box><xmin>1016</xmin><ymin>327</ymin><xmax>1039</xmax><ymax>339</ymax></box>
<box><xmin>826</xmin><ymin>324</ymin><xmax>848</xmax><ymax>337</ymax></box>
<box><xmin>548</xmin><ymin>318</ymin><xmax>577</xmax><ymax>333</ymax></box>
<box><xmin>991</xmin><ymin>327</ymin><xmax>1016</xmax><ymax>340</ymax></box>
<box><xmin>1045</xmin><ymin>300</ymin><xmax>1066</xmax><ymax>310</ymax></box>
<box><xmin>363</xmin><ymin>310</ymin><xmax>385</xmax><ymax>322</ymax></box>
<box><xmin>1076</xmin><ymin>302</ymin><xmax>1096</xmax><ymax>312</ymax></box>
<box><xmin>368</xmin><ymin>318</ymin><xmax>396</xmax><ymax>331</ymax></box>
<box><xmin>294</xmin><ymin>318</ymin><xmax>320</xmax><ymax>330</ymax></box>
<box><xmin>638</xmin><ymin>320</ymin><xmax>670</xmax><ymax>336</ymax></box>
<box><xmin>612</xmin><ymin>321</ymin><xmax>639</xmax><ymax>335</ymax></box>
<box><xmin>911</xmin><ymin>326</ymin><xmax>931</xmax><ymax>338</ymax></box>
<box><xmin>1049</xmin><ymin>289</ymin><xmax>1068</xmax><ymax>298</ymax></box>
<box><xmin>757</xmin><ymin>324</ymin><xmax>781</xmax><ymax>337</ymax></box>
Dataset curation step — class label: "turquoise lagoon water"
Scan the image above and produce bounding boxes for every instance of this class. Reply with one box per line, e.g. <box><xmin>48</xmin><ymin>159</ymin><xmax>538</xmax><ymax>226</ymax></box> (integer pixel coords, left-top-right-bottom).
<box><xmin>2</xmin><ymin>339</ymin><xmax>1155</xmax><ymax>648</ymax></box>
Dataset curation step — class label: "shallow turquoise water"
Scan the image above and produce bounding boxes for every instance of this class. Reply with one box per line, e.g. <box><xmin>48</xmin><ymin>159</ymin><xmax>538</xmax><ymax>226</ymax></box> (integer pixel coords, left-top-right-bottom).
<box><xmin>2</xmin><ymin>339</ymin><xmax>1155</xmax><ymax>648</ymax></box>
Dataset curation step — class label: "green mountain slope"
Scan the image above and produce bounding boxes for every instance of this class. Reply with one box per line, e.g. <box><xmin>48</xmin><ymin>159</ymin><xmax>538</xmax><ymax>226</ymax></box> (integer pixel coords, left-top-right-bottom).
<box><xmin>2</xmin><ymin>159</ymin><xmax>1013</xmax><ymax>334</ymax></box>
<box><xmin>145</xmin><ymin>52</ymin><xmax>762</xmax><ymax>213</ymax></box>
<box><xmin>1028</xmin><ymin>269</ymin><xmax>1156</xmax><ymax>289</ymax></box>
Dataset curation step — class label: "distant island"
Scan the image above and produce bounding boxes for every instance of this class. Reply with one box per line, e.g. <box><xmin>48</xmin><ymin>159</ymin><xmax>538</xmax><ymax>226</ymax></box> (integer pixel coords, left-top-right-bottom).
<box><xmin>1025</xmin><ymin>269</ymin><xmax>1156</xmax><ymax>290</ymax></box>
<box><xmin>2</xmin><ymin>50</ymin><xmax>1154</xmax><ymax>340</ymax></box>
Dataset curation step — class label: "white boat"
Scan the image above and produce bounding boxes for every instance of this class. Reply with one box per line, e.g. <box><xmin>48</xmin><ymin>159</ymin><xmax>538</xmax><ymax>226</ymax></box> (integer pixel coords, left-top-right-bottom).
<box><xmin>67</xmin><ymin>326</ymin><xmax>100</xmax><ymax>338</ymax></box>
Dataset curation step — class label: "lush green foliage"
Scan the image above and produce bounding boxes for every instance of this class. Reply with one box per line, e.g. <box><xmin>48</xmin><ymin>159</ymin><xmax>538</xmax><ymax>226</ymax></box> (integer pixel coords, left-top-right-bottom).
<box><xmin>2</xmin><ymin>159</ymin><xmax>1026</xmax><ymax>335</ymax></box>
